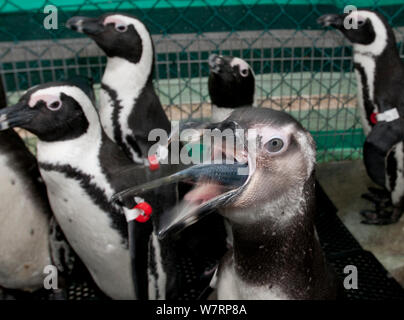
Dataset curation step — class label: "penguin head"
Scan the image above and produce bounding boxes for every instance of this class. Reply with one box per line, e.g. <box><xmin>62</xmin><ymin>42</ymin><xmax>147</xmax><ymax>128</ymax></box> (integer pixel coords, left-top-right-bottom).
<box><xmin>218</xmin><ymin>108</ymin><xmax>316</xmax><ymax>212</ymax></box>
<box><xmin>66</xmin><ymin>13</ymin><xmax>152</xmax><ymax>64</ymax></box>
<box><xmin>318</xmin><ymin>10</ymin><xmax>395</xmax><ymax>55</ymax></box>
<box><xmin>0</xmin><ymin>82</ymin><xmax>98</xmax><ymax>142</ymax></box>
<box><xmin>113</xmin><ymin>108</ymin><xmax>315</xmax><ymax>237</ymax></box>
<box><xmin>208</xmin><ymin>54</ymin><xmax>255</xmax><ymax>108</ymax></box>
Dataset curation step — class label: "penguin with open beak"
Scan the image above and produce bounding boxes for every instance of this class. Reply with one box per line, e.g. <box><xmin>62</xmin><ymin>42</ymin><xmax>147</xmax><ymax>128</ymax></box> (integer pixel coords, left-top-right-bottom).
<box><xmin>208</xmin><ymin>54</ymin><xmax>255</xmax><ymax>123</ymax></box>
<box><xmin>318</xmin><ymin>10</ymin><xmax>404</xmax><ymax>224</ymax></box>
<box><xmin>114</xmin><ymin>108</ymin><xmax>337</xmax><ymax>299</ymax></box>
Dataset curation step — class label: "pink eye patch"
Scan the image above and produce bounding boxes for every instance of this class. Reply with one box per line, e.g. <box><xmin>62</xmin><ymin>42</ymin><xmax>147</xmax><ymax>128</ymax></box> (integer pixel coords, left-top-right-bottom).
<box><xmin>28</xmin><ymin>94</ymin><xmax>60</xmax><ymax>108</ymax></box>
<box><xmin>103</xmin><ymin>16</ymin><xmax>125</xmax><ymax>27</ymax></box>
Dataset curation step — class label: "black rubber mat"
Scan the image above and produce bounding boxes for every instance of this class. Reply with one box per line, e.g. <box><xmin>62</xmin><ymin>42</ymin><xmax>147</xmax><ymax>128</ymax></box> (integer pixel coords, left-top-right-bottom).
<box><xmin>315</xmin><ymin>184</ymin><xmax>363</xmax><ymax>255</ymax></box>
<box><xmin>329</xmin><ymin>250</ymin><xmax>404</xmax><ymax>300</ymax></box>
<box><xmin>315</xmin><ymin>184</ymin><xmax>404</xmax><ymax>300</ymax></box>
<box><xmin>2</xmin><ymin>183</ymin><xmax>404</xmax><ymax>300</ymax></box>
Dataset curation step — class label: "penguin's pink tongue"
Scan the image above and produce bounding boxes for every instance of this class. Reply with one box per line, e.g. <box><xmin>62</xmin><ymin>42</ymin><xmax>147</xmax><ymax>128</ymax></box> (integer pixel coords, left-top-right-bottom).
<box><xmin>184</xmin><ymin>183</ymin><xmax>225</xmax><ymax>204</ymax></box>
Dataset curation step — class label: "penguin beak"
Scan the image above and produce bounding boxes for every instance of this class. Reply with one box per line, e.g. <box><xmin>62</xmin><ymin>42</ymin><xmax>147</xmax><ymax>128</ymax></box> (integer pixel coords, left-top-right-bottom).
<box><xmin>112</xmin><ymin>120</ymin><xmax>251</xmax><ymax>239</ymax></box>
<box><xmin>317</xmin><ymin>14</ymin><xmax>344</xmax><ymax>28</ymax></box>
<box><xmin>0</xmin><ymin>102</ymin><xmax>35</xmax><ymax>131</ymax></box>
<box><xmin>66</xmin><ymin>16</ymin><xmax>104</xmax><ymax>35</ymax></box>
<box><xmin>113</xmin><ymin>162</ymin><xmax>249</xmax><ymax>239</ymax></box>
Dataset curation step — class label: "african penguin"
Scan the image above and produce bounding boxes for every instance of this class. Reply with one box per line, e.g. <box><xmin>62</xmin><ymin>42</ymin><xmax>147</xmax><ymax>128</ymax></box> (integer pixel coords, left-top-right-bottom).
<box><xmin>0</xmin><ymin>81</ymin><xmax>180</xmax><ymax>300</ymax></box>
<box><xmin>66</xmin><ymin>13</ymin><xmax>171</xmax><ymax>164</ymax></box>
<box><xmin>208</xmin><ymin>54</ymin><xmax>255</xmax><ymax>122</ymax></box>
<box><xmin>0</xmin><ymin>78</ymin><xmax>77</xmax><ymax>298</ymax></box>
<box><xmin>0</xmin><ymin>78</ymin><xmax>53</xmax><ymax>294</ymax></box>
<box><xmin>116</xmin><ymin>108</ymin><xmax>337</xmax><ymax>299</ymax></box>
<box><xmin>318</xmin><ymin>10</ymin><xmax>404</xmax><ymax>224</ymax></box>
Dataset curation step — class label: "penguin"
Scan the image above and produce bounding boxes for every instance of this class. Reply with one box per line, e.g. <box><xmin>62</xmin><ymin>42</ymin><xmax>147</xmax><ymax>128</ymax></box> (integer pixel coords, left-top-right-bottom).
<box><xmin>66</xmin><ymin>13</ymin><xmax>171</xmax><ymax>164</ymax></box>
<box><xmin>318</xmin><ymin>10</ymin><xmax>404</xmax><ymax>224</ymax></box>
<box><xmin>0</xmin><ymin>78</ymin><xmax>52</xmax><ymax>294</ymax></box>
<box><xmin>0</xmin><ymin>81</ymin><xmax>181</xmax><ymax>300</ymax></box>
<box><xmin>208</xmin><ymin>54</ymin><xmax>255</xmax><ymax>123</ymax></box>
<box><xmin>0</xmin><ymin>77</ymin><xmax>78</xmax><ymax>298</ymax></box>
<box><xmin>114</xmin><ymin>108</ymin><xmax>338</xmax><ymax>299</ymax></box>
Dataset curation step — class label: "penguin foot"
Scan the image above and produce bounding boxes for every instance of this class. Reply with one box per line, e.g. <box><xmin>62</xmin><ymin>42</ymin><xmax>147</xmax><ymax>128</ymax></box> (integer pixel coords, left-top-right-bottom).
<box><xmin>361</xmin><ymin>187</ymin><xmax>391</xmax><ymax>208</ymax></box>
<box><xmin>360</xmin><ymin>208</ymin><xmax>402</xmax><ymax>225</ymax></box>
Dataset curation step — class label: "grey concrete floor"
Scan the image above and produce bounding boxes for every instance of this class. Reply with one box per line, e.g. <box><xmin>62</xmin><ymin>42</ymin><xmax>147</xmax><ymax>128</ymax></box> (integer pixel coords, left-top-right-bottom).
<box><xmin>317</xmin><ymin>160</ymin><xmax>404</xmax><ymax>287</ymax></box>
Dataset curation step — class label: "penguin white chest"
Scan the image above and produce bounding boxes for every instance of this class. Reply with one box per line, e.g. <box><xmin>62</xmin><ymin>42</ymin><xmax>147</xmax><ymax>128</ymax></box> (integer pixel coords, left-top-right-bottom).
<box><xmin>0</xmin><ymin>154</ymin><xmax>50</xmax><ymax>291</ymax></box>
<box><xmin>40</xmin><ymin>169</ymin><xmax>135</xmax><ymax>299</ymax></box>
<box><xmin>216</xmin><ymin>260</ymin><xmax>289</xmax><ymax>300</ymax></box>
<box><xmin>354</xmin><ymin>55</ymin><xmax>377</xmax><ymax>135</ymax></box>
<box><xmin>99</xmin><ymin>88</ymin><xmax>115</xmax><ymax>141</ymax></box>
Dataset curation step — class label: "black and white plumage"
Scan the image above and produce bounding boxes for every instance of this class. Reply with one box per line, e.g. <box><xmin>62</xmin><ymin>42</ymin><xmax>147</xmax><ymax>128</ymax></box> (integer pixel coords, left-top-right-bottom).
<box><xmin>0</xmin><ymin>82</ymin><xmax>179</xmax><ymax>299</ymax></box>
<box><xmin>66</xmin><ymin>13</ymin><xmax>171</xmax><ymax>164</ymax></box>
<box><xmin>0</xmin><ymin>78</ymin><xmax>53</xmax><ymax>293</ymax></box>
<box><xmin>208</xmin><ymin>54</ymin><xmax>255</xmax><ymax>122</ymax></box>
<box><xmin>318</xmin><ymin>10</ymin><xmax>404</xmax><ymax>224</ymax></box>
<box><xmin>117</xmin><ymin>108</ymin><xmax>337</xmax><ymax>299</ymax></box>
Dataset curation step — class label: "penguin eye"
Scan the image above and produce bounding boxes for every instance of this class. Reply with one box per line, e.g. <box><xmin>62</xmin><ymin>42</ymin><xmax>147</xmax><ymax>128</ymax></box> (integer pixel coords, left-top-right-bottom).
<box><xmin>357</xmin><ymin>17</ymin><xmax>366</xmax><ymax>27</ymax></box>
<box><xmin>115</xmin><ymin>24</ymin><xmax>127</xmax><ymax>32</ymax></box>
<box><xmin>239</xmin><ymin>68</ymin><xmax>249</xmax><ymax>77</ymax></box>
<box><xmin>265</xmin><ymin>138</ymin><xmax>284</xmax><ymax>153</ymax></box>
<box><xmin>47</xmin><ymin>100</ymin><xmax>61</xmax><ymax>111</ymax></box>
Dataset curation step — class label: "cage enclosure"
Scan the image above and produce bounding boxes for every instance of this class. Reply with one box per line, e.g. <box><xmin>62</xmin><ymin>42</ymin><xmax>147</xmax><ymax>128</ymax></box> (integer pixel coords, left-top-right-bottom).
<box><xmin>2</xmin><ymin>0</ymin><xmax>404</xmax><ymax>161</ymax></box>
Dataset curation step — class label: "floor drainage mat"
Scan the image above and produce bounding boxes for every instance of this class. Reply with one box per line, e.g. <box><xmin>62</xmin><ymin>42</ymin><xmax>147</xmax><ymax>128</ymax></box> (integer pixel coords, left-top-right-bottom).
<box><xmin>2</xmin><ymin>183</ymin><xmax>403</xmax><ymax>300</ymax></box>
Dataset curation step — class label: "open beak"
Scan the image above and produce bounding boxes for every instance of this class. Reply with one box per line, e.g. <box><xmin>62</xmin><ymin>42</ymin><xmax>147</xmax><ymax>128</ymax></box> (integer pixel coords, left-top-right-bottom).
<box><xmin>113</xmin><ymin>162</ymin><xmax>249</xmax><ymax>239</ymax></box>
<box><xmin>317</xmin><ymin>14</ymin><xmax>344</xmax><ymax>28</ymax></box>
<box><xmin>0</xmin><ymin>102</ymin><xmax>34</xmax><ymax>131</ymax></box>
<box><xmin>66</xmin><ymin>16</ymin><xmax>104</xmax><ymax>35</ymax></box>
<box><xmin>112</xmin><ymin>120</ymin><xmax>252</xmax><ymax>239</ymax></box>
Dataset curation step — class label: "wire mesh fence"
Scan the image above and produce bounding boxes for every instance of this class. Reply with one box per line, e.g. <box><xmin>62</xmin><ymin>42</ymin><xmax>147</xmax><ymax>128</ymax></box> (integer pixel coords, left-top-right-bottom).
<box><xmin>1</xmin><ymin>0</ymin><xmax>404</xmax><ymax>162</ymax></box>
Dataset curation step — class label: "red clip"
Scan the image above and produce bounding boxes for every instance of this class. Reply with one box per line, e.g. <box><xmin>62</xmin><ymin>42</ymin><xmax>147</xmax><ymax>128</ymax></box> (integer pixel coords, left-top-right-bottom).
<box><xmin>370</xmin><ymin>112</ymin><xmax>378</xmax><ymax>124</ymax></box>
<box><xmin>134</xmin><ymin>201</ymin><xmax>153</xmax><ymax>223</ymax></box>
<box><xmin>148</xmin><ymin>154</ymin><xmax>160</xmax><ymax>171</ymax></box>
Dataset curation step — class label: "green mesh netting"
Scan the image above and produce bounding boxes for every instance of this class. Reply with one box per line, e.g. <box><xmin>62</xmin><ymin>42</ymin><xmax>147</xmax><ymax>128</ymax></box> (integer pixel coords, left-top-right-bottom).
<box><xmin>1</xmin><ymin>0</ymin><xmax>404</xmax><ymax>161</ymax></box>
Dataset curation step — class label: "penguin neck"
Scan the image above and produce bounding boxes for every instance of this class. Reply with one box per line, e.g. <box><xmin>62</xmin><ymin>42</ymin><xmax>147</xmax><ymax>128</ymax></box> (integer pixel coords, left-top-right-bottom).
<box><xmin>37</xmin><ymin>121</ymin><xmax>103</xmax><ymax>166</ymax></box>
<box><xmin>227</xmin><ymin>178</ymin><xmax>324</xmax><ymax>288</ymax></box>
<box><xmin>354</xmin><ymin>41</ymin><xmax>404</xmax><ymax>123</ymax></box>
<box><xmin>353</xmin><ymin>40</ymin><xmax>402</xmax><ymax>82</ymax></box>
<box><xmin>102</xmin><ymin>54</ymin><xmax>153</xmax><ymax>98</ymax></box>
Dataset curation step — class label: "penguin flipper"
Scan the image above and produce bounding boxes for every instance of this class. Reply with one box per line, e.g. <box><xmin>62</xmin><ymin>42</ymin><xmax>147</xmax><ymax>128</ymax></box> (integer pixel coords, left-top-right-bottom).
<box><xmin>363</xmin><ymin>118</ymin><xmax>404</xmax><ymax>187</ymax></box>
<box><xmin>128</xmin><ymin>219</ymin><xmax>153</xmax><ymax>300</ymax></box>
<box><xmin>128</xmin><ymin>88</ymin><xmax>171</xmax><ymax>158</ymax></box>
